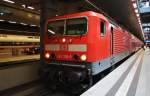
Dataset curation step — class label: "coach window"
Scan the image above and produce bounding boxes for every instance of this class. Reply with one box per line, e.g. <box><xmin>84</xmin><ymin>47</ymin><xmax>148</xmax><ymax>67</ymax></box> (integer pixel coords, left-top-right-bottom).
<box><xmin>100</xmin><ymin>21</ymin><xmax>106</xmax><ymax>36</ymax></box>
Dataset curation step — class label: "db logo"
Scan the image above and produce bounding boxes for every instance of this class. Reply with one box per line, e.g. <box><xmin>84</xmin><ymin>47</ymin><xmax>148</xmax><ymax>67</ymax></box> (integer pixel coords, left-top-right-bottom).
<box><xmin>60</xmin><ymin>44</ymin><xmax>68</xmax><ymax>51</ymax></box>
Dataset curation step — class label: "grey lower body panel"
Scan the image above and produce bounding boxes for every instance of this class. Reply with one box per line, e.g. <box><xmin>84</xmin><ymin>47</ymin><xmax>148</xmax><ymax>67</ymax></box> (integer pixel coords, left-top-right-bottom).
<box><xmin>91</xmin><ymin>51</ymin><xmax>130</xmax><ymax>75</ymax></box>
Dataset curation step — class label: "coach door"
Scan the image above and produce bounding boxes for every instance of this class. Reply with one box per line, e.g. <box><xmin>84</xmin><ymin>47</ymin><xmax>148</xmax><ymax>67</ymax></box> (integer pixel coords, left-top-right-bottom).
<box><xmin>110</xmin><ymin>27</ymin><xmax>114</xmax><ymax>55</ymax></box>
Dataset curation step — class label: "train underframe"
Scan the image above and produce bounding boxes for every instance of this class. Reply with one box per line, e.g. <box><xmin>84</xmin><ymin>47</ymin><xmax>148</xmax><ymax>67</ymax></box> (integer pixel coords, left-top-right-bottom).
<box><xmin>40</xmin><ymin>61</ymin><xmax>93</xmax><ymax>94</ymax></box>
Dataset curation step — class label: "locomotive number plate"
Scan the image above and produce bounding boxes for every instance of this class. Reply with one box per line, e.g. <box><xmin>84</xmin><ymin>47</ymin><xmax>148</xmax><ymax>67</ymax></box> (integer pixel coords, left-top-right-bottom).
<box><xmin>60</xmin><ymin>44</ymin><xmax>68</xmax><ymax>51</ymax></box>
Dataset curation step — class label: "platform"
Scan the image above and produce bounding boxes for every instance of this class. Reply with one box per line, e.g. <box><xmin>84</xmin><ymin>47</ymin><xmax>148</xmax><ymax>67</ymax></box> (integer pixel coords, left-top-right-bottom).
<box><xmin>0</xmin><ymin>60</ymin><xmax>40</xmax><ymax>92</ymax></box>
<box><xmin>135</xmin><ymin>48</ymin><xmax>150</xmax><ymax>96</ymax></box>
<box><xmin>0</xmin><ymin>55</ymin><xmax>40</xmax><ymax>63</ymax></box>
<box><xmin>81</xmin><ymin>48</ymin><xmax>150</xmax><ymax>96</ymax></box>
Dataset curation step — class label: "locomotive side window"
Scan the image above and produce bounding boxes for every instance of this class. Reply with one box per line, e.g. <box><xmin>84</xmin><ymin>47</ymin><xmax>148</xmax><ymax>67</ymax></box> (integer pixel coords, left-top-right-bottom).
<box><xmin>100</xmin><ymin>21</ymin><xmax>106</xmax><ymax>36</ymax></box>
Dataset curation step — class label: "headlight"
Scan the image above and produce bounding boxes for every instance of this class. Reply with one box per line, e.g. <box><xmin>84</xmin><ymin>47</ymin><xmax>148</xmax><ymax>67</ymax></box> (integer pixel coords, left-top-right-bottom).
<box><xmin>45</xmin><ymin>53</ymin><xmax>50</xmax><ymax>59</ymax></box>
<box><xmin>80</xmin><ymin>54</ymin><xmax>87</xmax><ymax>61</ymax></box>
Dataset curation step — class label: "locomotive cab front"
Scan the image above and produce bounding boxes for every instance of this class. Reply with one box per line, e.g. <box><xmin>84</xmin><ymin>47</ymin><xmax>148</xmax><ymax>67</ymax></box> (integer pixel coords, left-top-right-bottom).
<box><xmin>45</xmin><ymin>17</ymin><xmax>88</xmax><ymax>62</ymax></box>
<box><xmin>43</xmin><ymin>15</ymin><xmax>93</xmax><ymax>92</ymax></box>
<box><xmin>42</xmin><ymin>11</ymin><xmax>111</xmax><ymax>93</ymax></box>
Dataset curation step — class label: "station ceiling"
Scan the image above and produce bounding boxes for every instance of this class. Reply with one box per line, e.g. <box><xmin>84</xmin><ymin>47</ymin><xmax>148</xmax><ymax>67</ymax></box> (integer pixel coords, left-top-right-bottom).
<box><xmin>0</xmin><ymin>0</ymin><xmax>148</xmax><ymax>40</ymax></box>
<box><xmin>91</xmin><ymin>0</ymin><xmax>143</xmax><ymax>38</ymax></box>
<box><xmin>141</xmin><ymin>12</ymin><xmax>150</xmax><ymax>23</ymax></box>
<box><xmin>85</xmin><ymin>0</ymin><xmax>144</xmax><ymax>40</ymax></box>
<box><xmin>0</xmin><ymin>0</ymin><xmax>40</xmax><ymax>35</ymax></box>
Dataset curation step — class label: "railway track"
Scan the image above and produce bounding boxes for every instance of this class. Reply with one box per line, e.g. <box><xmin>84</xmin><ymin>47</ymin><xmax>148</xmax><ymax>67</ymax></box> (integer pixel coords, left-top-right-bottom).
<box><xmin>27</xmin><ymin>87</ymin><xmax>69</xmax><ymax>96</ymax></box>
<box><xmin>0</xmin><ymin>59</ymin><xmax>70</xmax><ymax>96</ymax></box>
<box><xmin>0</xmin><ymin>81</ymin><xmax>72</xmax><ymax>96</ymax></box>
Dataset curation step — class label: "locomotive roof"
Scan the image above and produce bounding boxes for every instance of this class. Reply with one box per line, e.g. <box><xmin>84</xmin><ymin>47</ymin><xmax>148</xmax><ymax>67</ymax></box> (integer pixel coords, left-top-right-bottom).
<box><xmin>48</xmin><ymin>11</ymin><xmax>107</xmax><ymax>21</ymax></box>
<box><xmin>48</xmin><ymin>11</ymin><xmax>120</xmax><ymax>28</ymax></box>
<box><xmin>48</xmin><ymin>11</ymin><xmax>126</xmax><ymax>33</ymax></box>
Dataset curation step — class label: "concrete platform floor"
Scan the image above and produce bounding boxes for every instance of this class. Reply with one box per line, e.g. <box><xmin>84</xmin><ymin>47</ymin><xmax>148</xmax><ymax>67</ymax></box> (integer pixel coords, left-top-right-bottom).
<box><xmin>135</xmin><ymin>48</ymin><xmax>150</xmax><ymax>96</ymax></box>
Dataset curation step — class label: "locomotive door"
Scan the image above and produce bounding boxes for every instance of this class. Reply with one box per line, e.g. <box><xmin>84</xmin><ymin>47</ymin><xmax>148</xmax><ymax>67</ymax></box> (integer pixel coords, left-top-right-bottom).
<box><xmin>110</xmin><ymin>27</ymin><xmax>114</xmax><ymax>55</ymax></box>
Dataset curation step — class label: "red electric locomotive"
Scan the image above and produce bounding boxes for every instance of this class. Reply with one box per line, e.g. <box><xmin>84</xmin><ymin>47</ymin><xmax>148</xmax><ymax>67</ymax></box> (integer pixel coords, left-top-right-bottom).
<box><xmin>42</xmin><ymin>11</ymin><xmax>143</xmax><ymax>93</ymax></box>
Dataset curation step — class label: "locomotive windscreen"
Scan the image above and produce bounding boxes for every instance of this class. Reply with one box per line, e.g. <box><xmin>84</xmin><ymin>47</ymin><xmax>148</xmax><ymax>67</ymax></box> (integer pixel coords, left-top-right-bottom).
<box><xmin>47</xmin><ymin>17</ymin><xmax>87</xmax><ymax>36</ymax></box>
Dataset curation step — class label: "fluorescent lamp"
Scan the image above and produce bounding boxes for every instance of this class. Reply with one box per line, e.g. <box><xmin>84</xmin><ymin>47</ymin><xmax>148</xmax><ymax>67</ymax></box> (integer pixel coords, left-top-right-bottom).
<box><xmin>27</xmin><ymin>6</ymin><xmax>34</xmax><ymax>10</ymax></box>
<box><xmin>145</xmin><ymin>2</ymin><xmax>149</xmax><ymax>7</ymax></box>
<box><xmin>20</xmin><ymin>22</ymin><xmax>27</xmax><ymax>25</ymax></box>
<box><xmin>135</xmin><ymin>9</ymin><xmax>138</xmax><ymax>13</ymax></box>
<box><xmin>22</xmin><ymin>4</ymin><xmax>26</xmax><ymax>8</ymax></box>
<box><xmin>136</xmin><ymin>14</ymin><xmax>139</xmax><ymax>17</ymax></box>
<box><xmin>3</xmin><ymin>0</ymin><xmax>15</xmax><ymax>4</ymax></box>
<box><xmin>132</xmin><ymin>0</ymin><xmax>135</xmax><ymax>2</ymax></box>
<box><xmin>0</xmin><ymin>13</ymin><xmax>4</xmax><ymax>16</ymax></box>
<box><xmin>30</xmin><ymin>24</ymin><xmax>36</xmax><ymax>27</ymax></box>
<box><xmin>8</xmin><ymin>21</ymin><xmax>16</xmax><ymax>23</ymax></box>
<box><xmin>0</xmin><ymin>20</ymin><xmax>5</xmax><ymax>22</ymax></box>
<box><xmin>133</xmin><ymin>3</ymin><xmax>137</xmax><ymax>8</ymax></box>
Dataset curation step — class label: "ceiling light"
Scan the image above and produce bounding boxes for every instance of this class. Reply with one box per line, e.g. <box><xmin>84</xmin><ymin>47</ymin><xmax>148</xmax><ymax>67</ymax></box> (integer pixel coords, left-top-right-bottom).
<box><xmin>27</xmin><ymin>6</ymin><xmax>34</xmax><ymax>10</ymax></box>
<box><xmin>8</xmin><ymin>21</ymin><xmax>16</xmax><ymax>23</ymax></box>
<box><xmin>3</xmin><ymin>0</ymin><xmax>15</xmax><ymax>4</ymax></box>
<box><xmin>0</xmin><ymin>19</ymin><xmax>5</xmax><ymax>22</ymax></box>
<box><xmin>135</xmin><ymin>9</ymin><xmax>138</xmax><ymax>13</ymax></box>
<box><xmin>22</xmin><ymin>4</ymin><xmax>26</xmax><ymax>8</ymax></box>
<box><xmin>137</xmin><ymin>17</ymin><xmax>140</xmax><ymax>20</ymax></box>
<box><xmin>20</xmin><ymin>22</ymin><xmax>27</xmax><ymax>25</ymax></box>
<box><xmin>30</xmin><ymin>24</ymin><xmax>36</xmax><ymax>27</ymax></box>
<box><xmin>136</xmin><ymin>13</ymin><xmax>139</xmax><ymax>17</ymax></box>
<box><xmin>145</xmin><ymin>2</ymin><xmax>149</xmax><ymax>8</ymax></box>
<box><xmin>0</xmin><ymin>13</ymin><xmax>4</xmax><ymax>16</ymax></box>
<box><xmin>133</xmin><ymin>3</ymin><xmax>137</xmax><ymax>8</ymax></box>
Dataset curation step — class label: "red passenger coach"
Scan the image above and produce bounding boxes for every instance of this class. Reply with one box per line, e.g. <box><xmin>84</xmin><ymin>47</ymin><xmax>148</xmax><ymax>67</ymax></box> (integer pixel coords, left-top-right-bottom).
<box><xmin>42</xmin><ymin>11</ymin><xmax>143</xmax><ymax>93</ymax></box>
